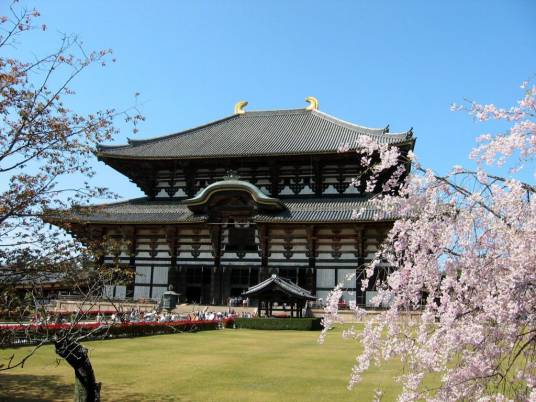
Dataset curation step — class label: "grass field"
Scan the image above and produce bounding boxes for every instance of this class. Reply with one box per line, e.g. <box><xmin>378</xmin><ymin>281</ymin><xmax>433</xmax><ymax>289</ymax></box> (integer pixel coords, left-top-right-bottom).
<box><xmin>0</xmin><ymin>327</ymin><xmax>406</xmax><ymax>402</ymax></box>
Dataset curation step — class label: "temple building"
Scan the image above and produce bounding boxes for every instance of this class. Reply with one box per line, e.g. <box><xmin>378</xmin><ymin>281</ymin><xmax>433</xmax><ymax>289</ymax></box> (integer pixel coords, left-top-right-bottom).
<box><xmin>54</xmin><ymin>98</ymin><xmax>415</xmax><ymax>306</ymax></box>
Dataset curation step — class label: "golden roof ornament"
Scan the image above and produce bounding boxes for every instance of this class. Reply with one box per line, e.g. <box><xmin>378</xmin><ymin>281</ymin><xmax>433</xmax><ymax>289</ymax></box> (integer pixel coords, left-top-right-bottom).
<box><xmin>234</xmin><ymin>100</ymin><xmax>248</xmax><ymax>115</ymax></box>
<box><xmin>305</xmin><ymin>96</ymin><xmax>318</xmax><ymax>111</ymax></box>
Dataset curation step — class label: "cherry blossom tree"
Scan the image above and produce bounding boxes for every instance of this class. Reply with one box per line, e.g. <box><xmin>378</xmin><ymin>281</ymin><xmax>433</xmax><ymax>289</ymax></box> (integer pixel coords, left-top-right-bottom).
<box><xmin>322</xmin><ymin>83</ymin><xmax>535</xmax><ymax>401</ymax></box>
<box><xmin>0</xmin><ymin>4</ymin><xmax>141</xmax><ymax>400</ymax></box>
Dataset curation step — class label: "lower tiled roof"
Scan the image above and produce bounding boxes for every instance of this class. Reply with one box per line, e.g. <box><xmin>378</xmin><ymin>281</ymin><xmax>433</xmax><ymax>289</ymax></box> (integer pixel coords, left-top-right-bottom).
<box><xmin>51</xmin><ymin>199</ymin><xmax>206</xmax><ymax>225</ymax></box>
<box><xmin>54</xmin><ymin>197</ymin><xmax>395</xmax><ymax>225</ymax></box>
<box><xmin>257</xmin><ymin>198</ymin><xmax>393</xmax><ymax>223</ymax></box>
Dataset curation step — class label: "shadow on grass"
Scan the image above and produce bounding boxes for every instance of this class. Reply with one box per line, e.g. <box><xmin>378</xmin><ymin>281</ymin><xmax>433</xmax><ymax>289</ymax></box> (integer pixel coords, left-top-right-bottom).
<box><xmin>103</xmin><ymin>384</ymin><xmax>193</xmax><ymax>402</ymax></box>
<box><xmin>0</xmin><ymin>373</ymin><xmax>72</xmax><ymax>401</ymax></box>
<box><xmin>0</xmin><ymin>374</ymin><xmax>192</xmax><ymax>402</ymax></box>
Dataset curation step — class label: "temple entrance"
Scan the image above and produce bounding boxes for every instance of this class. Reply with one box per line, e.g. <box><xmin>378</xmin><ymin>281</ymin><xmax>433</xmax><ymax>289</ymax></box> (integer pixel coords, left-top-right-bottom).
<box><xmin>185</xmin><ymin>286</ymin><xmax>201</xmax><ymax>303</ymax></box>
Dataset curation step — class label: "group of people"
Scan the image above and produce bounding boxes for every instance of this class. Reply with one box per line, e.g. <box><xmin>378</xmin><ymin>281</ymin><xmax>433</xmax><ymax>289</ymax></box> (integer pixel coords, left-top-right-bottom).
<box><xmin>31</xmin><ymin>302</ymin><xmax>258</xmax><ymax>326</ymax></box>
<box><xmin>236</xmin><ymin>310</ymin><xmax>256</xmax><ymax>318</ymax></box>
<box><xmin>185</xmin><ymin>310</ymin><xmax>234</xmax><ymax>321</ymax></box>
<box><xmin>96</xmin><ymin>307</ymin><xmax>237</xmax><ymax>324</ymax></box>
<box><xmin>227</xmin><ymin>296</ymin><xmax>249</xmax><ymax>307</ymax></box>
<box><xmin>30</xmin><ymin>313</ymin><xmax>64</xmax><ymax>325</ymax></box>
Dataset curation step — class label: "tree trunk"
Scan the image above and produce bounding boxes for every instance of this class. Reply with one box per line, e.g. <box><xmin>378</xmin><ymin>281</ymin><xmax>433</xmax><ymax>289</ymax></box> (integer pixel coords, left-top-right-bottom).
<box><xmin>55</xmin><ymin>336</ymin><xmax>101</xmax><ymax>402</ymax></box>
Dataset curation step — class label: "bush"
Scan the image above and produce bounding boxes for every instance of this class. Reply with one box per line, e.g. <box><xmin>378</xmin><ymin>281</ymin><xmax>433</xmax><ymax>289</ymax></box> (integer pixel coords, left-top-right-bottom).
<box><xmin>107</xmin><ymin>320</ymin><xmax>227</xmax><ymax>338</ymax></box>
<box><xmin>233</xmin><ymin>317</ymin><xmax>322</xmax><ymax>331</ymax></box>
<box><xmin>0</xmin><ymin>319</ymin><xmax>235</xmax><ymax>347</ymax></box>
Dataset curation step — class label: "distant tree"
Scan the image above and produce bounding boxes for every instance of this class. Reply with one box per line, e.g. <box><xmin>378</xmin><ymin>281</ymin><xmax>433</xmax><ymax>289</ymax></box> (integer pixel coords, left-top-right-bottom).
<box><xmin>322</xmin><ymin>84</ymin><xmax>535</xmax><ymax>401</ymax></box>
<box><xmin>0</xmin><ymin>3</ymin><xmax>141</xmax><ymax>401</ymax></box>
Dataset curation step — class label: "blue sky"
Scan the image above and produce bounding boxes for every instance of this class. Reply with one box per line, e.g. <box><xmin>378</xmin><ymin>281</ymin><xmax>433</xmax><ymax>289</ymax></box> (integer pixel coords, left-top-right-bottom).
<box><xmin>9</xmin><ymin>1</ymin><xmax>536</xmax><ymax>200</ymax></box>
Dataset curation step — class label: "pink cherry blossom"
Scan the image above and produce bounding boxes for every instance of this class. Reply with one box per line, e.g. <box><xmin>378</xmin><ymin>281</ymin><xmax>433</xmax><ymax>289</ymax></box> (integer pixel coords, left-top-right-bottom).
<box><xmin>323</xmin><ymin>83</ymin><xmax>536</xmax><ymax>401</ymax></box>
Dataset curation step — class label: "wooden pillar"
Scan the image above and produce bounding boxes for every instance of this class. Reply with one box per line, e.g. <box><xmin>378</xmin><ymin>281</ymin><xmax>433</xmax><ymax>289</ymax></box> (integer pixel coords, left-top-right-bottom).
<box><xmin>165</xmin><ymin>226</ymin><xmax>178</xmax><ymax>293</ymax></box>
<box><xmin>258</xmin><ymin>225</ymin><xmax>269</xmax><ymax>281</ymax></box>
<box><xmin>177</xmin><ymin>266</ymin><xmax>187</xmax><ymax>300</ymax></box>
<box><xmin>210</xmin><ymin>269</ymin><xmax>219</xmax><ymax>305</ymax></box>
<box><xmin>129</xmin><ymin>238</ymin><xmax>137</xmax><ymax>296</ymax></box>
<box><xmin>306</xmin><ymin>225</ymin><xmax>316</xmax><ymax>293</ymax></box>
<box><xmin>355</xmin><ymin>226</ymin><xmax>366</xmax><ymax>306</ymax></box>
<box><xmin>209</xmin><ymin>225</ymin><xmax>222</xmax><ymax>304</ymax></box>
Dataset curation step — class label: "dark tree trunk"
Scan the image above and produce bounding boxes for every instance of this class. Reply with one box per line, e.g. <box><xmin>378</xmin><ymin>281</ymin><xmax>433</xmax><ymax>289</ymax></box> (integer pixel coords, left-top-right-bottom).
<box><xmin>55</xmin><ymin>336</ymin><xmax>101</xmax><ymax>402</ymax></box>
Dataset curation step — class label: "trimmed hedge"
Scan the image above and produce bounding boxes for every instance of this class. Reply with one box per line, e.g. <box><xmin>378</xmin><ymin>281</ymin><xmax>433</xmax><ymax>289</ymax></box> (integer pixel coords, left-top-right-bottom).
<box><xmin>234</xmin><ymin>317</ymin><xmax>322</xmax><ymax>331</ymax></box>
<box><xmin>0</xmin><ymin>319</ymin><xmax>234</xmax><ymax>347</ymax></box>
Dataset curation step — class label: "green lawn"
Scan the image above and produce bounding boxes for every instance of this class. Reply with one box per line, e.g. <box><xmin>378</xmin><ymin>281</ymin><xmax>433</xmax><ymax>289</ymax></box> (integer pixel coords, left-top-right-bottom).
<box><xmin>0</xmin><ymin>327</ymin><xmax>405</xmax><ymax>402</ymax></box>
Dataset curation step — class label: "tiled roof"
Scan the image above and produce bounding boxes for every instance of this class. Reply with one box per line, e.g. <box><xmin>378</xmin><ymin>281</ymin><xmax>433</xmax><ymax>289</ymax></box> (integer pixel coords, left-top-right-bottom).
<box><xmin>97</xmin><ymin>108</ymin><xmax>413</xmax><ymax>160</ymax></box>
<box><xmin>242</xmin><ymin>274</ymin><xmax>317</xmax><ymax>300</ymax></box>
<box><xmin>257</xmin><ymin>198</ymin><xmax>394</xmax><ymax>223</ymax></box>
<box><xmin>53</xmin><ymin>197</ymin><xmax>395</xmax><ymax>225</ymax></box>
<box><xmin>49</xmin><ymin>199</ymin><xmax>206</xmax><ymax>225</ymax></box>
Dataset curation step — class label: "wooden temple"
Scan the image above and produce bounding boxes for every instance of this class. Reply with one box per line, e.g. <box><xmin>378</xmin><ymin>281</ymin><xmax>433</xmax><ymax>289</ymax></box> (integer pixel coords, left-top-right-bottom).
<box><xmin>53</xmin><ymin>98</ymin><xmax>415</xmax><ymax>306</ymax></box>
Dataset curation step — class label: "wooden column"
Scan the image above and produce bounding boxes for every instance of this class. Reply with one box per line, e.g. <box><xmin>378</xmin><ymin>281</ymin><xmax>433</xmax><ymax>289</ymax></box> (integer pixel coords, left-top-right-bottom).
<box><xmin>165</xmin><ymin>226</ymin><xmax>179</xmax><ymax>296</ymax></box>
<box><xmin>354</xmin><ymin>226</ymin><xmax>366</xmax><ymax>306</ymax></box>
<box><xmin>258</xmin><ymin>225</ymin><xmax>269</xmax><ymax>281</ymax></box>
<box><xmin>121</xmin><ymin>226</ymin><xmax>137</xmax><ymax>298</ymax></box>
<box><xmin>209</xmin><ymin>224</ymin><xmax>222</xmax><ymax>304</ymax></box>
<box><xmin>306</xmin><ymin>225</ymin><xmax>316</xmax><ymax>292</ymax></box>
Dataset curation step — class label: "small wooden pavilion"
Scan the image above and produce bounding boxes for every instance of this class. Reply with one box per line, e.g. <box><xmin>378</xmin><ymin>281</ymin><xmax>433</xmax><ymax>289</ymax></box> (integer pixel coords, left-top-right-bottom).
<box><xmin>242</xmin><ymin>274</ymin><xmax>317</xmax><ymax>318</ymax></box>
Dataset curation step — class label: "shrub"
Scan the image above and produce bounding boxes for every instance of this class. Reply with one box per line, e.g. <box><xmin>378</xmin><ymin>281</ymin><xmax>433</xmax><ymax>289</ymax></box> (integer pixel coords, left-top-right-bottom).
<box><xmin>0</xmin><ymin>318</ymin><xmax>235</xmax><ymax>347</ymax></box>
<box><xmin>233</xmin><ymin>317</ymin><xmax>322</xmax><ymax>331</ymax></box>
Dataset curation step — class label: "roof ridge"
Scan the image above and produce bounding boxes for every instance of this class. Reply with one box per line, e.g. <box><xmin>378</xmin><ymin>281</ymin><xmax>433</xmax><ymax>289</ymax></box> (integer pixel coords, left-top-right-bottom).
<box><xmin>241</xmin><ymin>108</ymin><xmax>308</xmax><ymax>116</ymax></box>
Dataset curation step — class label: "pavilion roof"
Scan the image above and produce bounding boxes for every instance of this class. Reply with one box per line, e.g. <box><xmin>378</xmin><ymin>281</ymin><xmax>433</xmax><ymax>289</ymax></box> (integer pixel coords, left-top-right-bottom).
<box><xmin>96</xmin><ymin>108</ymin><xmax>414</xmax><ymax>160</ymax></box>
<box><xmin>242</xmin><ymin>274</ymin><xmax>317</xmax><ymax>301</ymax></box>
<box><xmin>50</xmin><ymin>197</ymin><xmax>395</xmax><ymax>225</ymax></box>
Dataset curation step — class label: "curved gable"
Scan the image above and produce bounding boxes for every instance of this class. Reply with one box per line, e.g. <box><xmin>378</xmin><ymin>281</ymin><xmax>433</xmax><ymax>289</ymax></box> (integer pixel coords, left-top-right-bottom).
<box><xmin>183</xmin><ymin>179</ymin><xmax>285</xmax><ymax>214</ymax></box>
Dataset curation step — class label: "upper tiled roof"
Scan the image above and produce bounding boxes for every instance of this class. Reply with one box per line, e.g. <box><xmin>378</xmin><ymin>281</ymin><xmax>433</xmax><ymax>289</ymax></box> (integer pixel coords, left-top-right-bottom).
<box><xmin>97</xmin><ymin>108</ymin><xmax>413</xmax><ymax>160</ymax></box>
<box><xmin>51</xmin><ymin>197</ymin><xmax>395</xmax><ymax>225</ymax></box>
